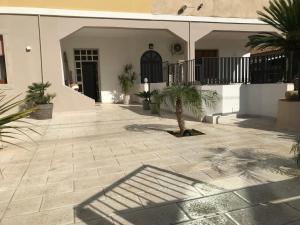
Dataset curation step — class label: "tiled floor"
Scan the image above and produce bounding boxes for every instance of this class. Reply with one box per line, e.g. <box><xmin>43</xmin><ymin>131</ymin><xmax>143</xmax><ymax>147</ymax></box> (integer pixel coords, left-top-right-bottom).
<box><xmin>0</xmin><ymin>104</ymin><xmax>299</xmax><ymax>225</ymax></box>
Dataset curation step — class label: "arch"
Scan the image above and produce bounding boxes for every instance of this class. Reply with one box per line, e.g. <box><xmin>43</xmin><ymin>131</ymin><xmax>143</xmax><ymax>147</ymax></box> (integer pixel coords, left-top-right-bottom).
<box><xmin>140</xmin><ymin>50</ymin><xmax>163</xmax><ymax>83</ymax></box>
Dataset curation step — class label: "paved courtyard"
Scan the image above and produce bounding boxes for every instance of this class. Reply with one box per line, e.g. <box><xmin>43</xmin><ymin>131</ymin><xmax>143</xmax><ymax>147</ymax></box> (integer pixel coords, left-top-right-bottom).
<box><xmin>0</xmin><ymin>104</ymin><xmax>300</xmax><ymax>225</ymax></box>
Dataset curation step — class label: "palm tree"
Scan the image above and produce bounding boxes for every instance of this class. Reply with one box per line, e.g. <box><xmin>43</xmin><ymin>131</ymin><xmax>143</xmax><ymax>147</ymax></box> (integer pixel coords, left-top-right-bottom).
<box><xmin>246</xmin><ymin>0</ymin><xmax>300</xmax><ymax>100</ymax></box>
<box><xmin>246</xmin><ymin>0</ymin><xmax>300</xmax><ymax>52</ymax></box>
<box><xmin>159</xmin><ymin>85</ymin><xmax>218</xmax><ymax>136</ymax></box>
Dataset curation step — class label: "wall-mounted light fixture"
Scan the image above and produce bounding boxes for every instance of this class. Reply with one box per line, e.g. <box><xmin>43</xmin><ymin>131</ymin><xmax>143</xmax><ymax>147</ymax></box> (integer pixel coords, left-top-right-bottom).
<box><xmin>149</xmin><ymin>43</ymin><xmax>154</xmax><ymax>49</ymax></box>
<box><xmin>26</xmin><ymin>46</ymin><xmax>32</xmax><ymax>52</ymax></box>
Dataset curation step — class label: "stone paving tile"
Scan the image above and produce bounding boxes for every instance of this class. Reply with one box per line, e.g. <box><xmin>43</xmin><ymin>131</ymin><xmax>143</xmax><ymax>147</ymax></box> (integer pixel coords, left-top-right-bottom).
<box><xmin>235</xmin><ymin>177</ymin><xmax>300</xmax><ymax>204</ymax></box>
<box><xmin>287</xmin><ymin>199</ymin><xmax>300</xmax><ymax>211</ymax></box>
<box><xmin>4</xmin><ymin>197</ymin><xmax>42</xmax><ymax>217</ymax></box>
<box><xmin>286</xmin><ymin>220</ymin><xmax>300</xmax><ymax>225</ymax></box>
<box><xmin>178</xmin><ymin>192</ymin><xmax>250</xmax><ymax>219</ymax></box>
<box><xmin>178</xmin><ymin>215</ymin><xmax>236</xmax><ymax>225</ymax></box>
<box><xmin>193</xmin><ymin>182</ymin><xmax>226</xmax><ymax>196</ymax></box>
<box><xmin>229</xmin><ymin>204</ymin><xmax>300</xmax><ymax>225</ymax></box>
<box><xmin>74</xmin><ymin>173</ymin><xmax>124</xmax><ymax>191</ymax></box>
<box><xmin>0</xmin><ymin>104</ymin><xmax>299</xmax><ymax>225</ymax></box>
<box><xmin>1</xmin><ymin>206</ymin><xmax>74</xmax><ymax>225</ymax></box>
<box><xmin>41</xmin><ymin>187</ymin><xmax>105</xmax><ymax>211</ymax></box>
<box><xmin>0</xmin><ymin>190</ymin><xmax>14</xmax><ymax>203</ymax></box>
<box><xmin>0</xmin><ymin>202</ymin><xmax>8</xmax><ymax>219</ymax></box>
<box><xmin>112</xmin><ymin>204</ymin><xmax>189</xmax><ymax>225</ymax></box>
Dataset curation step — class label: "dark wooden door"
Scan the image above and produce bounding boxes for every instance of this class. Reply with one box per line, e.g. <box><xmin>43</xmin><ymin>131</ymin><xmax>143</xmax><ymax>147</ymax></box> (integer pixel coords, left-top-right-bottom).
<box><xmin>195</xmin><ymin>50</ymin><xmax>219</xmax><ymax>83</ymax></box>
<box><xmin>82</xmin><ymin>62</ymin><xmax>98</xmax><ymax>101</ymax></box>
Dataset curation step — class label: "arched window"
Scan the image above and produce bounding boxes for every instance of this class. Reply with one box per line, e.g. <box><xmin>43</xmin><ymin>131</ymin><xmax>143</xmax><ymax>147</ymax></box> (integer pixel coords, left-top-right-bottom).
<box><xmin>140</xmin><ymin>50</ymin><xmax>163</xmax><ymax>83</ymax></box>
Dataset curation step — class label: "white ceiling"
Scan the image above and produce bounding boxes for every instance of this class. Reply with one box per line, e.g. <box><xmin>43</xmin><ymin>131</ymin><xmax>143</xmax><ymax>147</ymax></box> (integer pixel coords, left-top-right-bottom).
<box><xmin>70</xmin><ymin>27</ymin><xmax>177</xmax><ymax>39</ymax></box>
<box><xmin>200</xmin><ymin>31</ymin><xmax>261</xmax><ymax>41</ymax></box>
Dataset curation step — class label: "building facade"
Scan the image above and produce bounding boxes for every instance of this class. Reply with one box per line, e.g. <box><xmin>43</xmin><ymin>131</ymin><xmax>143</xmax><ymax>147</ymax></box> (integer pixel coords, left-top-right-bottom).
<box><xmin>0</xmin><ymin>0</ymin><xmax>290</xmax><ymax>116</ymax></box>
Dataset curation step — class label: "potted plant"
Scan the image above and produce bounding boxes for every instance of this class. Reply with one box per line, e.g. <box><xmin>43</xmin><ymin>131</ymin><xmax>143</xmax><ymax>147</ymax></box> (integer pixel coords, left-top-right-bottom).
<box><xmin>150</xmin><ymin>90</ymin><xmax>160</xmax><ymax>114</ymax></box>
<box><xmin>118</xmin><ymin>64</ymin><xmax>136</xmax><ymax>105</ymax></box>
<box><xmin>135</xmin><ymin>91</ymin><xmax>151</xmax><ymax>110</ymax></box>
<box><xmin>26</xmin><ymin>82</ymin><xmax>56</xmax><ymax>120</ymax></box>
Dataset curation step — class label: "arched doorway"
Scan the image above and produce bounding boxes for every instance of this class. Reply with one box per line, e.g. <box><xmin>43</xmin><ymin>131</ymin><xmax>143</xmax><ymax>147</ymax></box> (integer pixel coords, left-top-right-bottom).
<box><xmin>140</xmin><ymin>50</ymin><xmax>163</xmax><ymax>83</ymax></box>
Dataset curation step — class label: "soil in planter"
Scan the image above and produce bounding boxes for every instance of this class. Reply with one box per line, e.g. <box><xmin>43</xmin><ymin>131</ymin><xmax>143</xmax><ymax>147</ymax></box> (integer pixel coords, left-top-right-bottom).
<box><xmin>167</xmin><ymin>129</ymin><xmax>205</xmax><ymax>138</ymax></box>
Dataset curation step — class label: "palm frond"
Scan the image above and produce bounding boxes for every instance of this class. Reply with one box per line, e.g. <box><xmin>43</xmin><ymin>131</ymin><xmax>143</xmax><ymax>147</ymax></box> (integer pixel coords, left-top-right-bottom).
<box><xmin>247</xmin><ymin>0</ymin><xmax>300</xmax><ymax>52</ymax></box>
<box><xmin>0</xmin><ymin>93</ymin><xmax>37</xmax><ymax>149</ymax></box>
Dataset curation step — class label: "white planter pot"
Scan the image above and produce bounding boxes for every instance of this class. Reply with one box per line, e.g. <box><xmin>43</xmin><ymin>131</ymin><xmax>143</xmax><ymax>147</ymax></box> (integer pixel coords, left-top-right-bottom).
<box><xmin>123</xmin><ymin>95</ymin><xmax>131</xmax><ymax>105</ymax></box>
<box><xmin>30</xmin><ymin>103</ymin><xmax>53</xmax><ymax>120</ymax></box>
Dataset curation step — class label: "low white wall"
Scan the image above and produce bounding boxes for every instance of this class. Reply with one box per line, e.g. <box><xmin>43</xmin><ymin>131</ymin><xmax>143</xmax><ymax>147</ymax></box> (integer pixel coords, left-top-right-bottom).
<box><xmin>240</xmin><ymin>83</ymin><xmax>294</xmax><ymax>118</ymax></box>
<box><xmin>139</xmin><ymin>83</ymin><xmax>294</xmax><ymax>119</ymax></box>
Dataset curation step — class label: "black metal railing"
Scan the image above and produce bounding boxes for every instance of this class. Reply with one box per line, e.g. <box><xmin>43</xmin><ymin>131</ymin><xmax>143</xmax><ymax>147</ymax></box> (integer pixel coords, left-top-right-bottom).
<box><xmin>166</xmin><ymin>53</ymin><xmax>293</xmax><ymax>86</ymax></box>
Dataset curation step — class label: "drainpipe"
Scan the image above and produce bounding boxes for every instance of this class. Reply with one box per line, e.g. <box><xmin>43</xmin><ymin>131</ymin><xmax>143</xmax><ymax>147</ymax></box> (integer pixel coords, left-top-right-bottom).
<box><xmin>188</xmin><ymin>21</ymin><xmax>191</xmax><ymax>60</ymax></box>
<box><xmin>38</xmin><ymin>14</ymin><xmax>44</xmax><ymax>83</ymax></box>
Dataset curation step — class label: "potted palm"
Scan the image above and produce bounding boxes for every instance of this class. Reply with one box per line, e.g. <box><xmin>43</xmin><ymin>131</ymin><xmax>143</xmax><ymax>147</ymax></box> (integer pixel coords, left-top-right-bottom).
<box><xmin>159</xmin><ymin>84</ymin><xmax>218</xmax><ymax>137</ymax></box>
<box><xmin>26</xmin><ymin>82</ymin><xmax>56</xmax><ymax>120</ymax></box>
<box><xmin>118</xmin><ymin>64</ymin><xmax>136</xmax><ymax>105</ymax></box>
<box><xmin>135</xmin><ymin>91</ymin><xmax>151</xmax><ymax>110</ymax></box>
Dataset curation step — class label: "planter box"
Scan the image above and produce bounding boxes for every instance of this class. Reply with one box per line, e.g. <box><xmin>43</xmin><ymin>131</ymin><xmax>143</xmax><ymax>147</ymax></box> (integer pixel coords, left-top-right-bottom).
<box><xmin>277</xmin><ymin>100</ymin><xmax>300</xmax><ymax>132</ymax></box>
<box><xmin>30</xmin><ymin>103</ymin><xmax>53</xmax><ymax>120</ymax></box>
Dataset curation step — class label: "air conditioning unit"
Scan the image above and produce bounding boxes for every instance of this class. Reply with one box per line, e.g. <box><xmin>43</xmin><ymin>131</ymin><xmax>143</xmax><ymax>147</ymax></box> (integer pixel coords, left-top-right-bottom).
<box><xmin>171</xmin><ymin>43</ymin><xmax>184</xmax><ymax>55</ymax></box>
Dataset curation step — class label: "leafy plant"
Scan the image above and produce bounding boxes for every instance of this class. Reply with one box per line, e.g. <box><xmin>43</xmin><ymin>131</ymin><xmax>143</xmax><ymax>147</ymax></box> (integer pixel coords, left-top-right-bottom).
<box><xmin>118</xmin><ymin>64</ymin><xmax>136</xmax><ymax>95</ymax></box>
<box><xmin>135</xmin><ymin>91</ymin><xmax>152</xmax><ymax>101</ymax></box>
<box><xmin>159</xmin><ymin>84</ymin><xmax>218</xmax><ymax>136</ymax></box>
<box><xmin>0</xmin><ymin>93</ymin><xmax>36</xmax><ymax>147</ymax></box>
<box><xmin>26</xmin><ymin>82</ymin><xmax>56</xmax><ymax>105</ymax></box>
<box><xmin>291</xmin><ymin>137</ymin><xmax>300</xmax><ymax>167</ymax></box>
<box><xmin>246</xmin><ymin>0</ymin><xmax>300</xmax><ymax>52</ymax></box>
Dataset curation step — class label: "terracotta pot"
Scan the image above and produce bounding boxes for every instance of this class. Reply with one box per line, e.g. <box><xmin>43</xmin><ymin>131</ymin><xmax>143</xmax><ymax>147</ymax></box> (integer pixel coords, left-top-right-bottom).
<box><xmin>123</xmin><ymin>95</ymin><xmax>130</xmax><ymax>105</ymax></box>
<box><xmin>30</xmin><ymin>104</ymin><xmax>53</xmax><ymax>120</ymax></box>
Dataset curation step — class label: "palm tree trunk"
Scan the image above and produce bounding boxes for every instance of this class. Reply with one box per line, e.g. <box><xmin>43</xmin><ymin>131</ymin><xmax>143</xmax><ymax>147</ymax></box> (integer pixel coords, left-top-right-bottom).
<box><xmin>175</xmin><ymin>97</ymin><xmax>185</xmax><ymax>135</ymax></box>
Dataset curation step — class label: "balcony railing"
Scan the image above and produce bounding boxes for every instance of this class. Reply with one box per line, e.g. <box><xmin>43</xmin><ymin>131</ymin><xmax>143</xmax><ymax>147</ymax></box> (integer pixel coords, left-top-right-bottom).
<box><xmin>165</xmin><ymin>53</ymin><xmax>291</xmax><ymax>86</ymax></box>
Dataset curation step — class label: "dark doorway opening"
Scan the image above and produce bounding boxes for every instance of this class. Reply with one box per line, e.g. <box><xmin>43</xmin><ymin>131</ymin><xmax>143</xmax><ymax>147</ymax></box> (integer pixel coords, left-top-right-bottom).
<box><xmin>82</xmin><ymin>62</ymin><xmax>99</xmax><ymax>101</ymax></box>
<box><xmin>140</xmin><ymin>50</ymin><xmax>163</xmax><ymax>83</ymax></box>
<box><xmin>195</xmin><ymin>49</ymin><xmax>219</xmax><ymax>83</ymax></box>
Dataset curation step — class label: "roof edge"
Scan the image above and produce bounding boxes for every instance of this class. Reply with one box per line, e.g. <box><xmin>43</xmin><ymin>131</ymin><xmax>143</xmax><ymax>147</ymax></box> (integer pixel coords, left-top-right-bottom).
<box><xmin>0</xmin><ymin>7</ymin><xmax>265</xmax><ymax>24</ymax></box>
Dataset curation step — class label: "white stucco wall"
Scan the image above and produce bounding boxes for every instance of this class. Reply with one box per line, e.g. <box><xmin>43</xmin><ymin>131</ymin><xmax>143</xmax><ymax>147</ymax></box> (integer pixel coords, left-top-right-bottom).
<box><xmin>201</xmin><ymin>83</ymin><xmax>293</xmax><ymax>118</ymax></box>
<box><xmin>240</xmin><ymin>83</ymin><xmax>294</xmax><ymax>118</ymax></box>
<box><xmin>139</xmin><ymin>82</ymin><xmax>294</xmax><ymax>119</ymax></box>
<box><xmin>61</xmin><ymin>35</ymin><xmax>186</xmax><ymax>103</ymax></box>
<box><xmin>195</xmin><ymin>37</ymin><xmax>249</xmax><ymax>57</ymax></box>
